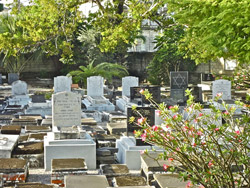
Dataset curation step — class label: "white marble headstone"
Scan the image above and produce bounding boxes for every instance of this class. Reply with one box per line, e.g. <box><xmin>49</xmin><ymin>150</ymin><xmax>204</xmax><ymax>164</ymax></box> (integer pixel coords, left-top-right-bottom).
<box><xmin>52</xmin><ymin>92</ymin><xmax>81</xmax><ymax>127</ymax></box>
<box><xmin>122</xmin><ymin>76</ymin><xmax>139</xmax><ymax>97</ymax></box>
<box><xmin>12</xmin><ymin>80</ymin><xmax>28</xmax><ymax>95</ymax></box>
<box><xmin>87</xmin><ymin>76</ymin><xmax>104</xmax><ymax>97</ymax></box>
<box><xmin>212</xmin><ymin>79</ymin><xmax>231</xmax><ymax>100</ymax></box>
<box><xmin>54</xmin><ymin>76</ymin><xmax>72</xmax><ymax>93</ymax></box>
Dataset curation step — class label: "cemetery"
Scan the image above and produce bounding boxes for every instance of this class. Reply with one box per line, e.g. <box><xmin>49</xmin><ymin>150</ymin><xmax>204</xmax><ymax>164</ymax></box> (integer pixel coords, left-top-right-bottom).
<box><xmin>0</xmin><ymin>0</ymin><xmax>249</xmax><ymax>188</ymax></box>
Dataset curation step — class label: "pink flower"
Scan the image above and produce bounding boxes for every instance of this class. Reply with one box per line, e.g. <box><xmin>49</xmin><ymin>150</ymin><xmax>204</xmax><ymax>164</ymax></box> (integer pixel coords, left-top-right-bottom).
<box><xmin>152</xmin><ymin>125</ymin><xmax>158</xmax><ymax>131</ymax></box>
<box><xmin>139</xmin><ymin>89</ymin><xmax>144</xmax><ymax>94</ymax></box>
<box><xmin>137</xmin><ymin>118</ymin><xmax>145</xmax><ymax>125</ymax></box>
<box><xmin>192</xmin><ymin>143</ymin><xmax>197</xmax><ymax>147</ymax></box>
<box><xmin>186</xmin><ymin>181</ymin><xmax>193</xmax><ymax>188</ymax></box>
<box><xmin>169</xmin><ymin>106</ymin><xmax>173</xmax><ymax>110</ymax></box>
<box><xmin>235</xmin><ymin>130</ymin><xmax>240</xmax><ymax>135</ymax></box>
<box><xmin>163</xmin><ymin>164</ymin><xmax>169</xmax><ymax>171</ymax></box>
<box><xmin>140</xmin><ymin>150</ymin><xmax>145</xmax><ymax>154</ymax></box>
<box><xmin>214</xmin><ymin>127</ymin><xmax>219</xmax><ymax>132</ymax></box>
<box><xmin>141</xmin><ymin>133</ymin><xmax>147</xmax><ymax>141</ymax></box>
<box><xmin>223</xmin><ymin>111</ymin><xmax>229</xmax><ymax>115</ymax></box>
<box><xmin>156</xmin><ymin>110</ymin><xmax>161</xmax><ymax>116</ymax></box>
<box><xmin>216</xmin><ymin>93</ymin><xmax>222</xmax><ymax>97</ymax></box>
<box><xmin>208</xmin><ymin>161</ymin><xmax>213</xmax><ymax>168</ymax></box>
<box><xmin>199</xmin><ymin>113</ymin><xmax>203</xmax><ymax>117</ymax></box>
<box><xmin>168</xmin><ymin>158</ymin><xmax>174</xmax><ymax>162</ymax></box>
<box><xmin>197</xmin><ymin>131</ymin><xmax>203</xmax><ymax>136</ymax></box>
<box><xmin>173</xmin><ymin>114</ymin><xmax>177</xmax><ymax>120</ymax></box>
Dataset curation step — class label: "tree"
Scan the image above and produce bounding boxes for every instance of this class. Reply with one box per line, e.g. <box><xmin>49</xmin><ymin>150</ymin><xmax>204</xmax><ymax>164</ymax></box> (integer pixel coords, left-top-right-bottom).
<box><xmin>164</xmin><ymin>0</ymin><xmax>250</xmax><ymax>64</ymax></box>
<box><xmin>147</xmin><ymin>20</ymin><xmax>196</xmax><ymax>85</ymax></box>
<box><xmin>68</xmin><ymin>60</ymin><xmax>128</xmax><ymax>87</ymax></box>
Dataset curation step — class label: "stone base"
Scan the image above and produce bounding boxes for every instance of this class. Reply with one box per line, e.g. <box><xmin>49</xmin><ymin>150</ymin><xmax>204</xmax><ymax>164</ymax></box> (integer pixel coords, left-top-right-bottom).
<box><xmin>8</xmin><ymin>95</ymin><xmax>30</xmax><ymax>106</ymax></box>
<box><xmin>82</xmin><ymin>97</ymin><xmax>115</xmax><ymax>112</ymax></box>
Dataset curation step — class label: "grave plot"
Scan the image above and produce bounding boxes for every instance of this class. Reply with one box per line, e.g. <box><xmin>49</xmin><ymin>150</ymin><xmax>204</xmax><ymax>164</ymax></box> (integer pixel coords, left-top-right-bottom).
<box><xmin>153</xmin><ymin>174</ymin><xmax>189</xmax><ymax>188</ymax></box>
<box><xmin>16</xmin><ymin>182</ymin><xmax>55</xmax><ymax>188</ymax></box>
<box><xmin>112</xmin><ymin>176</ymin><xmax>147</xmax><ymax>187</ymax></box>
<box><xmin>44</xmin><ymin>91</ymin><xmax>96</xmax><ymax>171</ymax></box>
<box><xmin>51</xmin><ymin>158</ymin><xmax>87</xmax><ymax>187</ymax></box>
<box><xmin>11</xmin><ymin>118</ymin><xmax>38</xmax><ymax>127</ymax></box>
<box><xmin>25</xmin><ymin>125</ymin><xmax>51</xmax><ymax>133</ymax></box>
<box><xmin>100</xmin><ymin>164</ymin><xmax>130</xmax><ymax>178</ymax></box>
<box><xmin>8</xmin><ymin>80</ymin><xmax>30</xmax><ymax>106</ymax></box>
<box><xmin>106</xmin><ymin>112</ymin><xmax>127</xmax><ymax>135</ymax></box>
<box><xmin>0</xmin><ymin>158</ymin><xmax>28</xmax><ymax>186</ymax></box>
<box><xmin>0</xmin><ymin>114</ymin><xmax>13</xmax><ymax>125</ymax></box>
<box><xmin>1</xmin><ymin>125</ymin><xmax>22</xmax><ymax>134</ymax></box>
<box><xmin>12</xmin><ymin>141</ymin><xmax>44</xmax><ymax>168</ymax></box>
<box><xmin>0</xmin><ymin>134</ymin><xmax>19</xmax><ymax>158</ymax></box>
<box><xmin>81</xmin><ymin>117</ymin><xmax>97</xmax><ymax>126</ymax></box>
<box><xmin>65</xmin><ymin>175</ymin><xmax>109</xmax><ymax>188</ymax></box>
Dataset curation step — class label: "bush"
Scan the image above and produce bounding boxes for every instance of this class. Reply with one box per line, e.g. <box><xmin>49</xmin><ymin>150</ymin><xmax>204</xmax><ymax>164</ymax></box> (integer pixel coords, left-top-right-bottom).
<box><xmin>132</xmin><ymin>89</ymin><xmax>250</xmax><ymax>188</ymax></box>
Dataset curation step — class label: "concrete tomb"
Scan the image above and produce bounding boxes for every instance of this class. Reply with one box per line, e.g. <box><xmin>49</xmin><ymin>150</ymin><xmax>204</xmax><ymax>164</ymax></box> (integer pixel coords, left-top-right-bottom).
<box><xmin>65</xmin><ymin>175</ymin><xmax>109</xmax><ymax>188</ymax></box>
<box><xmin>212</xmin><ymin>79</ymin><xmax>231</xmax><ymax>100</ymax></box>
<box><xmin>44</xmin><ymin>91</ymin><xmax>96</xmax><ymax>171</ymax></box>
<box><xmin>0</xmin><ymin>134</ymin><xmax>19</xmax><ymax>158</ymax></box>
<box><xmin>54</xmin><ymin>76</ymin><xmax>72</xmax><ymax>93</ymax></box>
<box><xmin>82</xmin><ymin>76</ymin><xmax>115</xmax><ymax>111</ymax></box>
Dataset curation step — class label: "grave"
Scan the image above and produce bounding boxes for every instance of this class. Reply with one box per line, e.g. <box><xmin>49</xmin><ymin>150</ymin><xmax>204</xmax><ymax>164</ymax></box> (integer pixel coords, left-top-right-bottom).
<box><xmin>16</xmin><ymin>183</ymin><xmax>54</xmax><ymax>188</ymax></box>
<box><xmin>130</xmin><ymin>85</ymin><xmax>161</xmax><ymax>104</ymax></box>
<box><xmin>112</xmin><ymin>176</ymin><xmax>147</xmax><ymax>187</ymax></box>
<box><xmin>202</xmin><ymin>73</ymin><xmax>215</xmax><ymax>81</ymax></box>
<box><xmin>170</xmin><ymin>71</ymin><xmax>188</xmax><ymax>103</ymax></box>
<box><xmin>8</xmin><ymin>73</ymin><xmax>19</xmax><ymax>85</ymax></box>
<box><xmin>153</xmin><ymin>174</ymin><xmax>189</xmax><ymax>188</ymax></box>
<box><xmin>54</xmin><ymin>76</ymin><xmax>72</xmax><ymax>93</ymax></box>
<box><xmin>116</xmin><ymin>76</ymin><xmax>139</xmax><ymax>112</ymax></box>
<box><xmin>44</xmin><ymin>91</ymin><xmax>96</xmax><ymax>171</ymax></box>
<box><xmin>65</xmin><ymin>175</ymin><xmax>109</xmax><ymax>188</ymax></box>
<box><xmin>0</xmin><ymin>158</ymin><xmax>28</xmax><ymax>186</ymax></box>
<box><xmin>11</xmin><ymin>117</ymin><xmax>38</xmax><ymax>127</ymax></box>
<box><xmin>1</xmin><ymin>125</ymin><xmax>22</xmax><ymax>134</ymax></box>
<box><xmin>25</xmin><ymin>94</ymin><xmax>52</xmax><ymax>117</ymax></box>
<box><xmin>188</xmin><ymin>72</ymin><xmax>202</xmax><ymax>85</ymax></box>
<box><xmin>100</xmin><ymin>164</ymin><xmax>130</xmax><ymax>177</ymax></box>
<box><xmin>82</xmin><ymin>76</ymin><xmax>115</xmax><ymax>111</ymax></box>
<box><xmin>116</xmin><ymin>136</ymin><xmax>164</xmax><ymax>170</ymax></box>
<box><xmin>0</xmin><ymin>134</ymin><xmax>19</xmax><ymax>158</ymax></box>
<box><xmin>212</xmin><ymin>79</ymin><xmax>231</xmax><ymax>100</ymax></box>
<box><xmin>51</xmin><ymin>158</ymin><xmax>87</xmax><ymax>187</ymax></box>
<box><xmin>188</xmin><ymin>86</ymin><xmax>203</xmax><ymax>103</ymax></box>
<box><xmin>8</xmin><ymin>80</ymin><xmax>31</xmax><ymax>106</ymax></box>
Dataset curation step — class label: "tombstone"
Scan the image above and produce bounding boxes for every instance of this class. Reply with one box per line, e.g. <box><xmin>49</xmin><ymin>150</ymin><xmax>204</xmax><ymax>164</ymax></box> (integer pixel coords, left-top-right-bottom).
<box><xmin>188</xmin><ymin>86</ymin><xmax>203</xmax><ymax>103</ymax></box>
<box><xmin>0</xmin><ymin>134</ymin><xmax>19</xmax><ymax>158</ymax></box>
<box><xmin>130</xmin><ymin>86</ymin><xmax>161</xmax><ymax>104</ymax></box>
<box><xmin>65</xmin><ymin>175</ymin><xmax>109</xmax><ymax>188</ymax></box>
<box><xmin>12</xmin><ymin>80</ymin><xmax>28</xmax><ymax>96</ymax></box>
<box><xmin>122</xmin><ymin>76</ymin><xmax>139</xmax><ymax>97</ymax></box>
<box><xmin>202</xmin><ymin>73</ymin><xmax>215</xmax><ymax>81</ymax></box>
<box><xmin>212</xmin><ymin>79</ymin><xmax>231</xmax><ymax>100</ymax></box>
<box><xmin>52</xmin><ymin>92</ymin><xmax>81</xmax><ymax>127</ymax></box>
<box><xmin>8</xmin><ymin>73</ymin><xmax>19</xmax><ymax>85</ymax></box>
<box><xmin>127</xmin><ymin>107</ymin><xmax>155</xmax><ymax>133</ymax></box>
<box><xmin>31</xmin><ymin>94</ymin><xmax>46</xmax><ymax>103</ymax></box>
<box><xmin>54</xmin><ymin>76</ymin><xmax>72</xmax><ymax>93</ymax></box>
<box><xmin>170</xmin><ymin>72</ymin><xmax>188</xmax><ymax>102</ymax></box>
<box><xmin>188</xmin><ymin>72</ymin><xmax>202</xmax><ymax>85</ymax></box>
<box><xmin>87</xmin><ymin>76</ymin><xmax>104</xmax><ymax>97</ymax></box>
<box><xmin>0</xmin><ymin>74</ymin><xmax>2</xmax><ymax>85</ymax></box>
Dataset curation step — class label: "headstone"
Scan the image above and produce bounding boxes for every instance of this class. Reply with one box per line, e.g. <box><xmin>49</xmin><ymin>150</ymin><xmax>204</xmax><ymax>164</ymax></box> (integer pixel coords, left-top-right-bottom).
<box><xmin>130</xmin><ymin>86</ymin><xmax>161</xmax><ymax>104</ymax></box>
<box><xmin>31</xmin><ymin>94</ymin><xmax>46</xmax><ymax>103</ymax></box>
<box><xmin>122</xmin><ymin>76</ymin><xmax>139</xmax><ymax>97</ymax></box>
<box><xmin>52</xmin><ymin>92</ymin><xmax>81</xmax><ymax>127</ymax></box>
<box><xmin>87</xmin><ymin>76</ymin><xmax>104</xmax><ymax>97</ymax></box>
<box><xmin>170</xmin><ymin>72</ymin><xmax>188</xmax><ymax>102</ymax></box>
<box><xmin>189</xmin><ymin>86</ymin><xmax>203</xmax><ymax>103</ymax></box>
<box><xmin>212</xmin><ymin>79</ymin><xmax>231</xmax><ymax>100</ymax></box>
<box><xmin>54</xmin><ymin>76</ymin><xmax>72</xmax><ymax>93</ymax></box>
<box><xmin>8</xmin><ymin>73</ymin><xmax>19</xmax><ymax>85</ymax></box>
<box><xmin>127</xmin><ymin>107</ymin><xmax>155</xmax><ymax>133</ymax></box>
<box><xmin>188</xmin><ymin>72</ymin><xmax>202</xmax><ymax>85</ymax></box>
<box><xmin>202</xmin><ymin>73</ymin><xmax>215</xmax><ymax>81</ymax></box>
<box><xmin>12</xmin><ymin>80</ymin><xmax>28</xmax><ymax>95</ymax></box>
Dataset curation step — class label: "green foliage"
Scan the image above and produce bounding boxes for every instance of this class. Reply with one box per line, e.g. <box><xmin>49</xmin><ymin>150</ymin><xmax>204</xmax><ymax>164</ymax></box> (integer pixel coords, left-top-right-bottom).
<box><xmin>165</xmin><ymin>0</ymin><xmax>250</xmax><ymax>64</ymax></box>
<box><xmin>68</xmin><ymin>61</ymin><xmax>128</xmax><ymax>87</ymax></box>
<box><xmin>147</xmin><ymin>22</ymin><xmax>196</xmax><ymax>85</ymax></box>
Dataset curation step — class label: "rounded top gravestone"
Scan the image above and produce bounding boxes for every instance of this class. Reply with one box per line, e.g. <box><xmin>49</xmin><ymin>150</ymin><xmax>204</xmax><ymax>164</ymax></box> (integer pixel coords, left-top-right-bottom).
<box><xmin>11</xmin><ymin>80</ymin><xmax>28</xmax><ymax>96</ymax></box>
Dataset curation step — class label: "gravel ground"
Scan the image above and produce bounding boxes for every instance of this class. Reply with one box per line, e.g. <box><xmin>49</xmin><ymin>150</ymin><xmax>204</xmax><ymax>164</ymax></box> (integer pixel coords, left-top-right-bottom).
<box><xmin>26</xmin><ymin>168</ymin><xmax>51</xmax><ymax>184</ymax></box>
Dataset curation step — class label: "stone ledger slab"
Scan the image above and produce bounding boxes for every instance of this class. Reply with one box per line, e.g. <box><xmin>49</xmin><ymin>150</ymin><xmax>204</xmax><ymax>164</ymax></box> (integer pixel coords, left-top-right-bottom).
<box><xmin>0</xmin><ymin>134</ymin><xmax>19</xmax><ymax>158</ymax></box>
<box><xmin>65</xmin><ymin>175</ymin><xmax>109</xmax><ymax>188</ymax></box>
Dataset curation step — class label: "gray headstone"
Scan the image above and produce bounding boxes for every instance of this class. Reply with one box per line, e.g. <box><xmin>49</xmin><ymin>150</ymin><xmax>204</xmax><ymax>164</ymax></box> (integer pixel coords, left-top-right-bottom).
<box><xmin>8</xmin><ymin>73</ymin><xmax>19</xmax><ymax>85</ymax></box>
<box><xmin>31</xmin><ymin>94</ymin><xmax>46</xmax><ymax>103</ymax></box>
<box><xmin>170</xmin><ymin>71</ymin><xmax>188</xmax><ymax>89</ymax></box>
<box><xmin>11</xmin><ymin>80</ymin><xmax>28</xmax><ymax>95</ymax></box>
<box><xmin>52</xmin><ymin>92</ymin><xmax>81</xmax><ymax>127</ymax></box>
<box><xmin>122</xmin><ymin>76</ymin><xmax>139</xmax><ymax>97</ymax></box>
<box><xmin>54</xmin><ymin>76</ymin><xmax>72</xmax><ymax>93</ymax></box>
<box><xmin>188</xmin><ymin>72</ymin><xmax>202</xmax><ymax>85</ymax></box>
<box><xmin>0</xmin><ymin>74</ymin><xmax>2</xmax><ymax>85</ymax></box>
<box><xmin>170</xmin><ymin>89</ymin><xmax>185</xmax><ymax>102</ymax></box>
<box><xmin>87</xmin><ymin>76</ymin><xmax>104</xmax><ymax>97</ymax></box>
<box><xmin>212</xmin><ymin>79</ymin><xmax>231</xmax><ymax>100</ymax></box>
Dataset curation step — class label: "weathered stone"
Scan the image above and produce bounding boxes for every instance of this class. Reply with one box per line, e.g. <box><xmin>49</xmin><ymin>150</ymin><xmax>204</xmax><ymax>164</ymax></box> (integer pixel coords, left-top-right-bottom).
<box><xmin>13</xmin><ymin>142</ymin><xmax>44</xmax><ymax>154</ymax></box>
<box><xmin>16</xmin><ymin>183</ymin><xmax>54</xmax><ymax>188</ymax></box>
<box><xmin>12</xmin><ymin>80</ymin><xmax>28</xmax><ymax>95</ymax></box>
<box><xmin>96</xmin><ymin>148</ymin><xmax>112</xmax><ymax>156</ymax></box>
<box><xmin>52</xmin><ymin>158</ymin><xmax>87</xmax><ymax>171</ymax></box>
<box><xmin>153</xmin><ymin>174</ymin><xmax>189</xmax><ymax>188</ymax></box>
<box><xmin>25</xmin><ymin>125</ymin><xmax>51</xmax><ymax>132</ymax></box>
<box><xmin>212</xmin><ymin>79</ymin><xmax>231</xmax><ymax>100</ymax></box>
<box><xmin>28</xmin><ymin>133</ymin><xmax>47</xmax><ymax>141</ymax></box>
<box><xmin>1</xmin><ymin>125</ymin><xmax>22</xmax><ymax>134</ymax></box>
<box><xmin>0</xmin><ymin>134</ymin><xmax>19</xmax><ymax>158</ymax></box>
<box><xmin>81</xmin><ymin>118</ymin><xmax>97</xmax><ymax>125</ymax></box>
<box><xmin>100</xmin><ymin>164</ymin><xmax>129</xmax><ymax>176</ymax></box>
<box><xmin>113</xmin><ymin>176</ymin><xmax>147</xmax><ymax>187</ymax></box>
<box><xmin>65</xmin><ymin>175</ymin><xmax>109</xmax><ymax>188</ymax></box>
<box><xmin>107</xmin><ymin>122</ymin><xmax>127</xmax><ymax>135</ymax></box>
<box><xmin>54</xmin><ymin>76</ymin><xmax>72</xmax><ymax>93</ymax></box>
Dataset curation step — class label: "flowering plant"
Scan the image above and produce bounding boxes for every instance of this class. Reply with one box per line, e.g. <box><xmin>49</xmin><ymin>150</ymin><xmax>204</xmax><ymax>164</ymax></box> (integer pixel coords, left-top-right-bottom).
<box><xmin>131</xmin><ymin>89</ymin><xmax>250</xmax><ymax>188</ymax></box>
